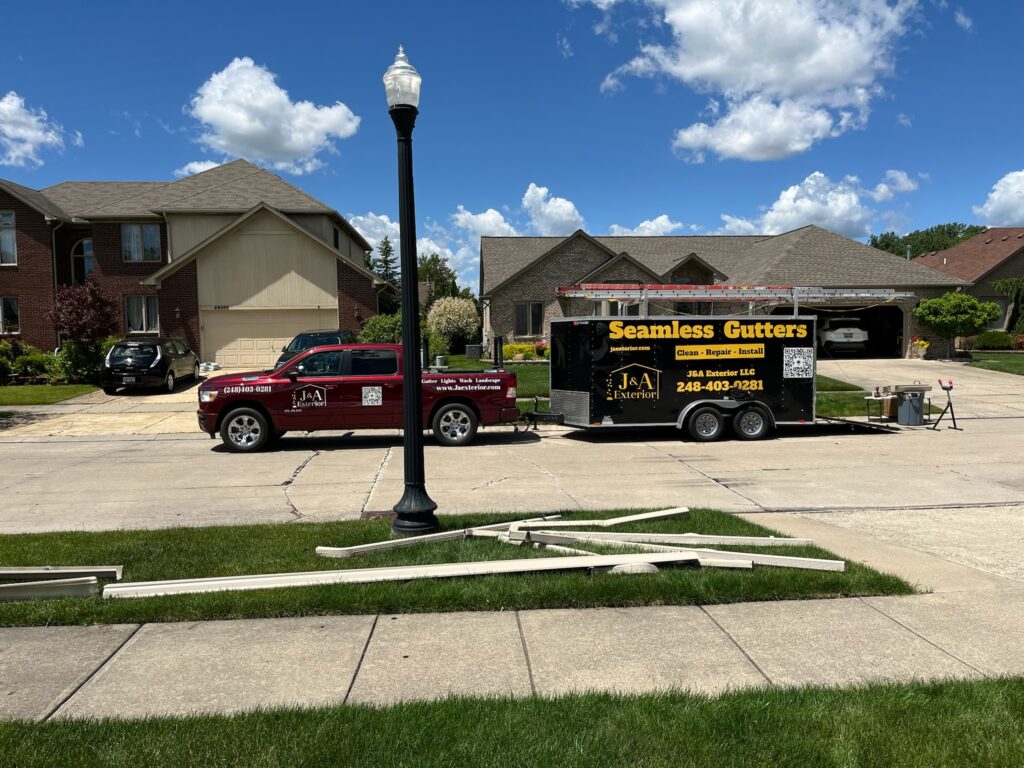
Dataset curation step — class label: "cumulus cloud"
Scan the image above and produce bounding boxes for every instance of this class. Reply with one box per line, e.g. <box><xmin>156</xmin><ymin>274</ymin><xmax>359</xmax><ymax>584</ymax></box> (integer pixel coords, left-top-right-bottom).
<box><xmin>592</xmin><ymin>0</ymin><xmax>915</xmax><ymax>161</ymax></box>
<box><xmin>720</xmin><ymin>169</ymin><xmax>919</xmax><ymax>238</ymax></box>
<box><xmin>972</xmin><ymin>171</ymin><xmax>1024</xmax><ymax>226</ymax></box>
<box><xmin>522</xmin><ymin>182</ymin><xmax>585</xmax><ymax>235</ymax></box>
<box><xmin>188</xmin><ymin>57</ymin><xmax>360</xmax><ymax>175</ymax></box>
<box><xmin>954</xmin><ymin>8</ymin><xmax>973</xmax><ymax>30</ymax></box>
<box><xmin>452</xmin><ymin>205</ymin><xmax>519</xmax><ymax>238</ymax></box>
<box><xmin>347</xmin><ymin>212</ymin><xmax>400</xmax><ymax>253</ymax></box>
<box><xmin>173</xmin><ymin>160</ymin><xmax>222</xmax><ymax>178</ymax></box>
<box><xmin>609</xmin><ymin>214</ymin><xmax>685</xmax><ymax>235</ymax></box>
<box><xmin>0</xmin><ymin>91</ymin><xmax>67</xmax><ymax>166</ymax></box>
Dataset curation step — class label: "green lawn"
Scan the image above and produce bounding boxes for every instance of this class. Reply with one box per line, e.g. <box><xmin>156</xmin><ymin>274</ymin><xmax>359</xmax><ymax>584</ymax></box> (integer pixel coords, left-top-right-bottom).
<box><xmin>4</xmin><ymin>678</ymin><xmax>1024</xmax><ymax>767</ymax></box>
<box><xmin>966</xmin><ymin>351</ymin><xmax>1024</xmax><ymax>376</ymax></box>
<box><xmin>0</xmin><ymin>384</ymin><xmax>96</xmax><ymax>405</ymax></box>
<box><xmin>0</xmin><ymin>509</ymin><xmax>911</xmax><ymax>627</ymax></box>
<box><xmin>447</xmin><ymin>354</ymin><xmax>550</xmax><ymax>398</ymax></box>
<box><xmin>816</xmin><ymin>374</ymin><xmax>863</xmax><ymax>392</ymax></box>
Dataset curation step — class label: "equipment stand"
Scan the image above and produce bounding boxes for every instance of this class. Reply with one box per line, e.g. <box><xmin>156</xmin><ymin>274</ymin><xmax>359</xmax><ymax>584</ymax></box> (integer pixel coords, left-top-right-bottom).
<box><xmin>929</xmin><ymin>379</ymin><xmax>961</xmax><ymax>431</ymax></box>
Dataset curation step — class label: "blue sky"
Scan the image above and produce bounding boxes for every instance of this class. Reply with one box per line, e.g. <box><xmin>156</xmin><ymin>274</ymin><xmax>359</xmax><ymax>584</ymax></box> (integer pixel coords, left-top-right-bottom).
<box><xmin>2</xmin><ymin>1</ymin><xmax>1022</xmax><ymax>289</ymax></box>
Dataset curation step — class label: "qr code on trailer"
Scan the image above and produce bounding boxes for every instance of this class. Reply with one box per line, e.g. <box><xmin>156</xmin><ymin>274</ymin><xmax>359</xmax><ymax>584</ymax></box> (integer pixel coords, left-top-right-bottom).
<box><xmin>783</xmin><ymin>348</ymin><xmax>814</xmax><ymax>378</ymax></box>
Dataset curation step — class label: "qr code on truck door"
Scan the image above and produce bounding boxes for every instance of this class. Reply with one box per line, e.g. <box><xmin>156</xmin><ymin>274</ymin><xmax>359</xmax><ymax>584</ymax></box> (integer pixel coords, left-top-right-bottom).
<box><xmin>362</xmin><ymin>386</ymin><xmax>383</xmax><ymax>406</ymax></box>
<box><xmin>783</xmin><ymin>348</ymin><xmax>814</xmax><ymax>378</ymax></box>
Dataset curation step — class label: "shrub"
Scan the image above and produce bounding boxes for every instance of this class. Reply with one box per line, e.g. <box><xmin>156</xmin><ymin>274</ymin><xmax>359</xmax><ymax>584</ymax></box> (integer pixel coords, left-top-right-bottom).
<box><xmin>48</xmin><ymin>281</ymin><xmax>119</xmax><ymax>342</ymax></box>
<box><xmin>1013</xmin><ymin>335</ymin><xmax>1024</xmax><ymax>351</ymax></box>
<box><xmin>914</xmin><ymin>293</ymin><xmax>1001</xmax><ymax>357</ymax></box>
<box><xmin>502</xmin><ymin>343</ymin><xmax>538</xmax><ymax>361</ymax></box>
<box><xmin>56</xmin><ymin>338</ymin><xmax>117</xmax><ymax>383</ymax></box>
<box><xmin>973</xmin><ymin>330</ymin><xmax>1013</xmax><ymax>350</ymax></box>
<box><xmin>0</xmin><ymin>357</ymin><xmax>9</xmax><ymax>384</ymax></box>
<box><xmin>428</xmin><ymin>334</ymin><xmax>448</xmax><ymax>361</ymax></box>
<box><xmin>425</xmin><ymin>297</ymin><xmax>480</xmax><ymax>354</ymax></box>
<box><xmin>358</xmin><ymin>312</ymin><xmax>402</xmax><ymax>343</ymax></box>
<box><xmin>962</xmin><ymin>335</ymin><xmax>978</xmax><ymax>351</ymax></box>
<box><xmin>13</xmin><ymin>350</ymin><xmax>57</xmax><ymax>380</ymax></box>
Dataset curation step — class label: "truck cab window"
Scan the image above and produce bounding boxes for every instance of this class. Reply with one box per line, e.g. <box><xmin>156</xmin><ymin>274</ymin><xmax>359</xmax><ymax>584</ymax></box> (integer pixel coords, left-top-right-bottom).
<box><xmin>296</xmin><ymin>351</ymin><xmax>342</xmax><ymax>377</ymax></box>
<box><xmin>350</xmin><ymin>349</ymin><xmax>398</xmax><ymax>376</ymax></box>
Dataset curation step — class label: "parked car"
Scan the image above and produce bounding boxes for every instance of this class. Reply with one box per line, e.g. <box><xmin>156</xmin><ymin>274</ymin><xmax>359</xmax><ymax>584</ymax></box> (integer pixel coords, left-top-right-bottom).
<box><xmin>276</xmin><ymin>330</ymin><xmax>358</xmax><ymax>369</ymax></box>
<box><xmin>197</xmin><ymin>344</ymin><xmax>520</xmax><ymax>451</ymax></box>
<box><xmin>816</xmin><ymin>317</ymin><xmax>868</xmax><ymax>353</ymax></box>
<box><xmin>101</xmin><ymin>338</ymin><xmax>199</xmax><ymax>395</ymax></box>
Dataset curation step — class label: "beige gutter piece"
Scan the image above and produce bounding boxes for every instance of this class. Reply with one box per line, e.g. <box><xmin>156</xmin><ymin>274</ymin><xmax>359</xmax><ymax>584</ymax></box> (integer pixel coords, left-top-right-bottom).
<box><xmin>0</xmin><ymin>566</ymin><xmax>123</xmax><ymax>582</ymax></box>
<box><xmin>516</xmin><ymin>531</ymin><xmax>813</xmax><ymax>547</ymax></box>
<box><xmin>0</xmin><ymin>577</ymin><xmax>99</xmax><ymax>602</ymax></box>
<box><xmin>104</xmin><ymin>552</ymin><xmax>702</xmax><ymax>600</ymax></box>
<box><xmin>512</xmin><ymin>531</ymin><xmax>754</xmax><ymax>569</ymax></box>
<box><xmin>511</xmin><ymin>508</ymin><xmax>689</xmax><ymax>531</ymax></box>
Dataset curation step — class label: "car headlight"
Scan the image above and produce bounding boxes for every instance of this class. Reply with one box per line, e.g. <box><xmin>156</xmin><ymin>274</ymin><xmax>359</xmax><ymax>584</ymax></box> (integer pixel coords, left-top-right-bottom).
<box><xmin>199</xmin><ymin>390</ymin><xmax>218</xmax><ymax>403</ymax></box>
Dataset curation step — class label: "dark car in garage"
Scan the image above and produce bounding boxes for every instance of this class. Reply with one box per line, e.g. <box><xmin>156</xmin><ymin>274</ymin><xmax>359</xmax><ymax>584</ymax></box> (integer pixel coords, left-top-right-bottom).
<box><xmin>275</xmin><ymin>329</ymin><xmax>357</xmax><ymax>369</ymax></box>
<box><xmin>101</xmin><ymin>337</ymin><xmax>200</xmax><ymax>394</ymax></box>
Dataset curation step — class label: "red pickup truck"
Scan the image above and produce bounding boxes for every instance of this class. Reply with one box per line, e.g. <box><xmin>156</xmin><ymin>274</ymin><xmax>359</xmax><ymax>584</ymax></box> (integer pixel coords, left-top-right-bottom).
<box><xmin>197</xmin><ymin>344</ymin><xmax>519</xmax><ymax>452</ymax></box>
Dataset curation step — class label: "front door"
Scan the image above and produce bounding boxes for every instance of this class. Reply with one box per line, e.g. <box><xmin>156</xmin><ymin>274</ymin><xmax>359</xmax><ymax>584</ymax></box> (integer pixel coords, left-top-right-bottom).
<box><xmin>278</xmin><ymin>350</ymin><xmax>345</xmax><ymax>430</ymax></box>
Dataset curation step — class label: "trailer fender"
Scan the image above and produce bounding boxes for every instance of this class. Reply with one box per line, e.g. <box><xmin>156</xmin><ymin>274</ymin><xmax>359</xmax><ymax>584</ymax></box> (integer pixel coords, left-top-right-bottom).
<box><xmin>676</xmin><ymin>400</ymin><xmax>775</xmax><ymax>430</ymax></box>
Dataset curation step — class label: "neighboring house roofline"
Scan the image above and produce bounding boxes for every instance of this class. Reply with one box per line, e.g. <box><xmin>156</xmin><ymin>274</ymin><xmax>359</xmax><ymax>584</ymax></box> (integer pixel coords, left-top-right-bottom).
<box><xmin>142</xmin><ymin>203</ymin><xmax>385</xmax><ymax>288</ymax></box>
<box><xmin>481</xmin><ymin>229</ymin><xmax>621</xmax><ymax>297</ymax></box>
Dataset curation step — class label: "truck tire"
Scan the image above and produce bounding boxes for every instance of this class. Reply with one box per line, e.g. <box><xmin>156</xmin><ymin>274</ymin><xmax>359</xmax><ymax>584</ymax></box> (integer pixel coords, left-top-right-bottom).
<box><xmin>432</xmin><ymin>403</ymin><xmax>478</xmax><ymax>446</ymax></box>
<box><xmin>733</xmin><ymin>407</ymin><xmax>770</xmax><ymax>440</ymax></box>
<box><xmin>220</xmin><ymin>407</ymin><xmax>270</xmax><ymax>453</ymax></box>
<box><xmin>688</xmin><ymin>406</ymin><xmax>725</xmax><ymax>442</ymax></box>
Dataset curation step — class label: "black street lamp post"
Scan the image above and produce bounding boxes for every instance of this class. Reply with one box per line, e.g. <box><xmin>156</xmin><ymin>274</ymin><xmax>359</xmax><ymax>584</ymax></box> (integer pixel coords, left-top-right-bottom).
<box><xmin>384</xmin><ymin>47</ymin><xmax>440</xmax><ymax>536</ymax></box>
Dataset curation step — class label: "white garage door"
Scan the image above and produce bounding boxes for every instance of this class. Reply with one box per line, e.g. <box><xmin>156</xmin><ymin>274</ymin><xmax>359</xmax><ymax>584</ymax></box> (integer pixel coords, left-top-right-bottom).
<box><xmin>201</xmin><ymin>309</ymin><xmax>333</xmax><ymax>368</ymax></box>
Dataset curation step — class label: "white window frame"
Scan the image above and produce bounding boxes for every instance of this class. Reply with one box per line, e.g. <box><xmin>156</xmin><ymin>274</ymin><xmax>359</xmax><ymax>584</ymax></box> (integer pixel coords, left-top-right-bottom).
<box><xmin>125</xmin><ymin>295</ymin><xmax>159</xmax><ymax>333</ymax></box>
<box><xmin>121</xmin><ymin>223</ymin><xmax>162</xmax><ymax>263</ymax></box>
<box><xmin>0</xmin><ymin>296</ymin><xmax>19</xmax><ymax>334</ymax></box>
<box><xmin>0</xmin><ymin>211</ymin><xmax>16</xmax><ymax>266</ymax></box>
<box><xmin>71</xmin><ymin>238</ymin><xmax>94</xmax><ymax>284</ymax></box>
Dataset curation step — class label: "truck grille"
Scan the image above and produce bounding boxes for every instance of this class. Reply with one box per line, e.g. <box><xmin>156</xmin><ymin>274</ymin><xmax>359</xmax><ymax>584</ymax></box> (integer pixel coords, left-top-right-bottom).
<box><xmin>552</xmin><ymin>389</ymin><xmax>590</xmax><ymax>426</ymax></box>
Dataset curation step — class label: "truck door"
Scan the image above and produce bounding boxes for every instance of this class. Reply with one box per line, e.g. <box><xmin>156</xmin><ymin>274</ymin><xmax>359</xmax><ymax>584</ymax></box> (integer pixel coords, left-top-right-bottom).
<box><xmin>278</xmin><ymin>349</ymin><xmax>345</xmax><ymax>430</ymax></box>
<box><xmin>338</xmin><ymin>348</ymin><xmax>402</xmax><ymax>428</ymax></box>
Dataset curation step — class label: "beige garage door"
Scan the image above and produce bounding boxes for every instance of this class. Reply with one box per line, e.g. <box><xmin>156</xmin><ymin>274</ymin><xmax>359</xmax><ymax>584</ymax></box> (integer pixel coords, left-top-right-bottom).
<box><xmin>201</xmin><ymin>309</ymin><xmax>334</xmax><ymax>368</ymax></box>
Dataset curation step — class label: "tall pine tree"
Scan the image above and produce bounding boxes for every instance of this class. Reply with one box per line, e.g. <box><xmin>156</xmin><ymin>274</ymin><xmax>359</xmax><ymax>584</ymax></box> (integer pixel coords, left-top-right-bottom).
<box><xmin>375</xmin><ymin>236</ymin><xmax>398</xmax><ymax>285</ymax></box>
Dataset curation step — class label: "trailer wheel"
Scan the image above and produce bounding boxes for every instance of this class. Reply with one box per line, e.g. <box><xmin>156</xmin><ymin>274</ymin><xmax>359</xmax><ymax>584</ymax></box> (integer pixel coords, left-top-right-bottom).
<box><xmin>432</xmin><ymin>403</ymin><xmax>478</xmax><ymax>446</ymax></box>
<box><xmin>688</xmin><ymin>407</ymin><xmax>725</xmax><ymax>442</ymax></box>
<box><xmin>733</xmin><ymin>407</ymin><xmax>770</xmax><ymax>440</ymax></box>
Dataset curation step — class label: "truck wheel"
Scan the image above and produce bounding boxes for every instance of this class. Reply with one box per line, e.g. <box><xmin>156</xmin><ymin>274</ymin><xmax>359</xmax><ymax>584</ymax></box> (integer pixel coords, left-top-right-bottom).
<box><xmin>733</xmin><ymin>407</ymin><xmax>770</xmax><ymax>440</ymax></box>
<box><xmin>432</xmin><ymin>403</ymin><xmax>478</xmax><ymax>446</ymax></box>
<box><xmin>688</xmin><ymin>407</ymin><xmax>725</xmax><ymax>442</ymax></box>
<box><xmin>220</xmin><ymin>408</ymin><xmax>270</xmax><ymax>453</ymax></box>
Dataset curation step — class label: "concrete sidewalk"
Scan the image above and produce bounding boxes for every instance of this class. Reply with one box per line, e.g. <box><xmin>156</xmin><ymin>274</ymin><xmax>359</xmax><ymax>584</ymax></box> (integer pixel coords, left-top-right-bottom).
<box><xmin>4</xmin><ymin>585</ymin><xmax>1024</xmax><ymax>722</ymax></box>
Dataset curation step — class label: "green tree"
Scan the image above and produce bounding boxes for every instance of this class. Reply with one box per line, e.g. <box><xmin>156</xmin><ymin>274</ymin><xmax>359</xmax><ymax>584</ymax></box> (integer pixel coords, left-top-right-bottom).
<box><xmin>992</xmin><ymin>277</ymin><xmax>1024</xmax><ymax>333</ymax></box>
<box><xmin>357</xmin><ymin>312</ymin><xmax>402</xmax><ymax>343</ymax></box>
<box><xmin>913</xmin><ymin>292</ymin><xmax>1001</xmax><ymax>358</ymax></box>
<box><xmin>870</xmin><ymin>223</ymin><xmax>988</xmax><ymax>260</ymax></box>
<box><xmin>375</xmin><ymin>236</ymin><xmax>398</xmax><ymax>285</ymax></box>
<box><xmin>425</xmin><ymin>297</ymin><xmax>481</xmax><ymax>355</ymax></box>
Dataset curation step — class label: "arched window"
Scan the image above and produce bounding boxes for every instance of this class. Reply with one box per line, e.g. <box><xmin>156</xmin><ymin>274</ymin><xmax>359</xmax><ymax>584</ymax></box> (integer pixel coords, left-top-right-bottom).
<box><xmin>72</xmin><ymin>238</ymin><xmax>94</xmax><ymax>284</ymax></box>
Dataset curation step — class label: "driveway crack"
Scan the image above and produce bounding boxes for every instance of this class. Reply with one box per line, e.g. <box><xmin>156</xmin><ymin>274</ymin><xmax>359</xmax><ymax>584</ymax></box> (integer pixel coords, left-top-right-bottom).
<box><xmin>644</xmin><ymin>441</ymin><xmax>766</xmax><ymax>511</ymax></box>
<box><xmin>281</xmin><ymin>450</ymin><xmax>320</xmax><ymax>520</ymax></box>
<box><xmin>361</xmin><ymin>446</ymin><xmax>393</xmax><ymax>515</ymax></box>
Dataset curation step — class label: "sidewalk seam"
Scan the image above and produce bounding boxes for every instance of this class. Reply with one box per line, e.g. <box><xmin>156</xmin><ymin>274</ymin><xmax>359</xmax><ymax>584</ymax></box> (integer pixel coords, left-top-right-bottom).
<box><xmin>699</xmin><ymin>606</ymin><xmax>774</xmax><ymax>687</ymax></box>
<box><xmin>343</xmin><ymin>614</ymin><xmax>379</xmax><ymax>704</ymax></box>
<box><xmin>43</xmin><ymin>623</ymin><xmax>145</xmax><ymax>722</ymax></box>
<box><xmin>515</xmin><ymin>611</ymin><xmax>537</xmax><ymax>697</ymax></box>
<box><xmin>857</xmin><ymin>597</ymin><xmax>986</xmax><ymax>676</ymax></box>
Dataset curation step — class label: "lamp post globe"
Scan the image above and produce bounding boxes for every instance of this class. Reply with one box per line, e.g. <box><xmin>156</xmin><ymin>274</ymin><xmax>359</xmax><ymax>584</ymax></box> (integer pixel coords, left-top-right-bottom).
<box><xmin>384</xmin><ymin>46</ymin><xmax>439</xmax><ymax>536</ymax></box>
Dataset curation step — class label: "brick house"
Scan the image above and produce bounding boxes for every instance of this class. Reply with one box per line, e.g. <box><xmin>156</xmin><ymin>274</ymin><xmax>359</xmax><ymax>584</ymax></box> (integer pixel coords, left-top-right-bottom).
<box><xmin>916</xmin><ymin>228</ymin><xmax>1024</xmax><ymax>330</ymax></box>
<box><xmin>480</xmin><ymin>227</ymin><xmax>967</xmax><ymax>358</ymax></box>
<box><xmin>0</xmin><ymin>159</ymin><xmax>386</xmax><ymax>367</ymax></box>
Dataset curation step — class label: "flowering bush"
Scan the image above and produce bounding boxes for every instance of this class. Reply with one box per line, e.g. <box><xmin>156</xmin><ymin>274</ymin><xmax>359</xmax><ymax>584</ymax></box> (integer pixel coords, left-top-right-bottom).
<box><xmin>502</xmin><ymin>343</ymin><xmax>540</xmax><ymax>360</ymax></box>
<box><xmin>911</xmin><ymin>336</ymin><xmax>929</xmax><ymax>349</ymax></box>
<box><xmin>533</xmin><ymin>341</ymin><xmax>548</xmax><ymax>359</ymax></box>
<box><xmin>425</xmin><ymin>297</ymin><xmax>480</xmax><ymax>353</ymax></box>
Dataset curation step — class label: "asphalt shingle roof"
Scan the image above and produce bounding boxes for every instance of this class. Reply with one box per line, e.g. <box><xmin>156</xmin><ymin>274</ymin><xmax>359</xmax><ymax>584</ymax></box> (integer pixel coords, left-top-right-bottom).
<box><xmin>481</xmin><ymin>226</ymin><xmax>967</xmax><ymax>294</ymax></box>
<box><xmin>0</xmin><ymin>178</ymin><xmax>71</xmax><ymax>220</ymax></box>
<box><xmin>915</xmin><ymin>228</ymin><xmax>1024</xmax><ymax>282</ymax></box>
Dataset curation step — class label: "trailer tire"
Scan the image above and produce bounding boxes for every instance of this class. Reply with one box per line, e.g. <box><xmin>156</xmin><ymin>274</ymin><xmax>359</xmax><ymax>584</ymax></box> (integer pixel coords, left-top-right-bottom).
<box><xmin>733</xmin><ymin>407</ymin><xmax>770</xmax><ymax>440</ymax></box>
<box><xmin>688</xmin><ymin>406</ymin><xmax>725</xmax><ymax>442</ymax></box>
<box><xmin>432</xmin><ymin>403</ymin><xmax>478</xmax><ymax>446</ymax></box>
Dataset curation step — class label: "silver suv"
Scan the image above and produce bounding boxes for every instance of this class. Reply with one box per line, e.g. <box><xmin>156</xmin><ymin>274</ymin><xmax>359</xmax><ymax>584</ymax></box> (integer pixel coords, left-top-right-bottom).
<box><xmin>816</xmin><ymin>317</ymin><xmax>868</xmax><ymax>352</ymax></box>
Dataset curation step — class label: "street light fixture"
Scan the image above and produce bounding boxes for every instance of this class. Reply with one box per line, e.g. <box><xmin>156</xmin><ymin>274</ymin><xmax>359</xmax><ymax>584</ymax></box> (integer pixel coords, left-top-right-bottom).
<box><xmin>384</xmin><ymin>46</ymin><xmax>440</xmax><ymax>536</ymax></box>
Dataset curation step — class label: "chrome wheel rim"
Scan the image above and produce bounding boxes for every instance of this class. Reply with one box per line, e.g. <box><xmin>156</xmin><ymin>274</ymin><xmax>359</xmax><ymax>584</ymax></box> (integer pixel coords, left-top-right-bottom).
<box><xmin>694</xmin><ymin>412</ymin><xmax>719</xmax><ymax>437</ymax></box>
<box><xmin>166</xmin><ymin>373</ymin><xmax>175</xmax><ymax>391</ymax></box>
<box><xmin>439</xmin><ymin>410</ymin><xmax>471</xmax><ymax>441</ymax></box>
<box><xmin>738</xmin><ymin>411</ymin><xmax>764</xmax><ymax>436</ymax></box>
<box><xmin>194</xmin><ymin>364</ymin><xmax>200</xmax><ymax>379</ymax></box>
<box><xmin>227</xmin><ymin>414</ymin><xmax>261</xmax><ymax>448</ymax></box>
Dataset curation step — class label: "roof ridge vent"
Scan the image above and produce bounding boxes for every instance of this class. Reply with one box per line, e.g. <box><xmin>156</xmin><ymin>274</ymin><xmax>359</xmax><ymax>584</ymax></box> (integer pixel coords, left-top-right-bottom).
<box><xmin>984</xmin><ymin>238</ymin><xmax>993</xmax><ymax>244</ymax></box>
<box><xmin>1002</xmin><ymin>235</ymin><xmax>1009</xmax><ymax>241</ymax></box>
<box><xmin>1018</xmin><ymin>233</ymin><xmax>1024</xmax><ymax>239</ymax></box>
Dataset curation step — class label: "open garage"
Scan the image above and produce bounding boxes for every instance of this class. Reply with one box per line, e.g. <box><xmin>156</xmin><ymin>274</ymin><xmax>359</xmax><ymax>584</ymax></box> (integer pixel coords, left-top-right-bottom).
<box><xmin>771</xmin><ymin>305</ymin><xmax>905</xmax><ymax>358</ymax></box>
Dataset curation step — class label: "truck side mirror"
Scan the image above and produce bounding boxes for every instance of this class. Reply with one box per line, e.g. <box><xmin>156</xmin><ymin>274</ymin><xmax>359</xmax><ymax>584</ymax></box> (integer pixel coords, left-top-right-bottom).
<box><xmin>286</xmin><ymin>369</ymin><xmax>299</xmax><ymax>382</ymax></box>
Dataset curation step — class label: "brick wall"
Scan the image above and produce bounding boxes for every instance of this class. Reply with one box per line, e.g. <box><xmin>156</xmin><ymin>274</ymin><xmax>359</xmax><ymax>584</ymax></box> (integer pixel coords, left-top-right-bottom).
<box><xmin>0</xmin><ymin>191</ymin><xmax>56</xmax><ymax>350</ymax></box>
<box><xmin>337</xmin><ymin>260</ymin><xmax>377</xmax><ymax>333</ymax></box>
<box><xmin>90</xmin><ymin>222</ymin><xmax>165</xmax><ymax>336</ymax></box>
<box><xmin>158</xmin><ymin>260</ymin><xmax>200</xmax><ymax>353</ymax></box>
<box><xmin>53</xmin><ymin>225</ymin><xmax>92</xmax><ymax>287</ymax></box>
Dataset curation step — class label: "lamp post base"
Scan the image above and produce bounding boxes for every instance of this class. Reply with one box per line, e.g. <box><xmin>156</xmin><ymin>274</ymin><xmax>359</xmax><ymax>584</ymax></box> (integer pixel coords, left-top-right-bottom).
<box><xmin>391</xmin><ymin>484</ymin><xmax>440</xmax><ymax>537</ymax></box>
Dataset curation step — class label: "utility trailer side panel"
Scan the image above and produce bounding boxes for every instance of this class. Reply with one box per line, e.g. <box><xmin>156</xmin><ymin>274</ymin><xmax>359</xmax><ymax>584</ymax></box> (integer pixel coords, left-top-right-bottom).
<box><xmin>550</xmin><ymin>316</ymin><xmax>816</xmax><ymax>430</ymax></box>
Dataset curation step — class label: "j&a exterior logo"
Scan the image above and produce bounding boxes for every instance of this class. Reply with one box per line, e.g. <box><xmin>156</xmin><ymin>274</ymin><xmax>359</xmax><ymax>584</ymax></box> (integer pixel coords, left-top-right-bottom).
<box><xmin>292</xmin><ymin>384</ymin><xmax>327</xmax><ymax>408</ymax></box>
<box><xmin>607</xmin><ymin>364</ymin><xmax>660</xmax><ymax>401</ymax></box>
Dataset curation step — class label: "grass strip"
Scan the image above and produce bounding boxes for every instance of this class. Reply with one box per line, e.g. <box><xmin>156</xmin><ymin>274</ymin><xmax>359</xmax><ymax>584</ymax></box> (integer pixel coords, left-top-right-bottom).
<box><xmin>966</xmin><ymin>351</ymin><xmax>1024</xmax><ymax>376</ymax></box>
<box><xmin>815</xmin><ymin>374</ymin><xmax>863</xmax><ymax>392</ymax></box>
<box><xmin>0</xmin><ymin>384</ymin><xmax>96</xmax><ymax>405</ymax></box>
<box><xmin>4</xmin><ymin>678</ymin><xmax>1023</xmax><ymax>767</ymax></box>
<box><xmin>0</xmin><ymin>509</ymin><xmax>911</xmax><ymax>627</ymax></box>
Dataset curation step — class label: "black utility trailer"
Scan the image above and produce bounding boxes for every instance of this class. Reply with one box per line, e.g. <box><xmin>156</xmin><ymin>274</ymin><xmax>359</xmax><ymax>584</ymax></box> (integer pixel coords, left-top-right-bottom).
<box><xmin>548</xmin><ymin>316</ymin><xmax>817</xmax><ymax>441</ymax></box>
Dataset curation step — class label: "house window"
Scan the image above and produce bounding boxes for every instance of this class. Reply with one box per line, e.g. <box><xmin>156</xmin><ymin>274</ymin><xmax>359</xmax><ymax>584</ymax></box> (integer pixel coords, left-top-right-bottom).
<box><xmin>125</xmin><ymin>295</ymin><xmax>159</xmax><ymax>333</ymax></box>
<box><xmin>72</xmin><ymin>238</ymin><xmax>94</xmax><ymax>284</ymax></box>
<box><xmin>0</xmin><ymin>212</ymin><xmax>15</xmax><ymax>265</ymax></box>
<box><xmin>0</xmin><ymin>297</ymin><xmax>19</xmax><ymax>333</ymax></box>
<box><xmin>121</xmin><ymin>224</ymin><xmax>161</xmax><ymax>262</ymax></box>
<box><xmin>513</xmin><ymin>302</ymin><xmax>544</xmax><ymax>337</ymax></box>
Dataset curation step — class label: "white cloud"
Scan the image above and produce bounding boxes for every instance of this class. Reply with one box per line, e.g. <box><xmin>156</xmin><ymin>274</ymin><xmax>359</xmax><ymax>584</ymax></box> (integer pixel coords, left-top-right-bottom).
<box><xmin>954</xmin><ymin>8</ymin><xmax>973</xmax><ymax>30</ymax></box>
<box><xmin>593</xmin><ymin>0</ymin><xmax>916</xmax><ymax>161</ymax></box>
<box><xmin>973</xmin><ymin>171</ymin><xmax>1024</xmax><ymax>226</ymax></box>
<box><xmin>451</xmin><ymin>205</ymin><xmax>519</xmax><ymax>237</ymax></box>
<box><xmin>720</xmin><ymin>169</ymin><xmax>919</xmax><ymax>238</ymax></box>
<box><xmin>348</xmin><ymin>212</ymin><xmax>400</xmax><ymax>253</ymax></box>
<box><xmin>556</xmin><ymin>33</ymin><xmax>574</xmax><ymax>58</ymax></box>
<box><xmin>522</xmin><ymin>182</ymin><xmax>585</xmax><ymax>235</ymax></box>
<box><xmin>188</xmin><ymin>57</ymin><xmax>360</xmax><ymax>175</ymax></box>
<box><xmin>0</xmin><ymin>91</ymin><xmax>66</xmax><ymax>167</ymax></box>
<box><xmin>71</xmin><ymin>130</ymin><xmax>85</xmax><ymax>148</ymax></box>
<box><xmin>173</xmin><ymin>160</ymin><xmax>222</xmax><ymax>178</ymax></box>
<box><xmin>869</xmin><ymin>169</ymin><xmax>919</xmax><ymax>202</ymax></box>
<box><xmin>609</xmin><ymin>214</ymin><xmax>685</xmax><ymax>235</ymax></box>
<box><xmin>897</xmin><ymin>113</ymin><xmax>912</xmax><ymax>128</ymax></box>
